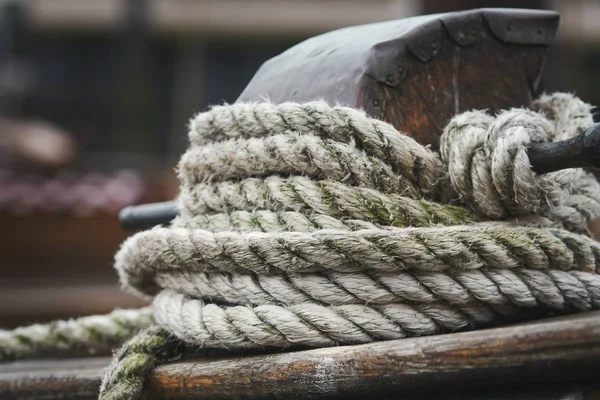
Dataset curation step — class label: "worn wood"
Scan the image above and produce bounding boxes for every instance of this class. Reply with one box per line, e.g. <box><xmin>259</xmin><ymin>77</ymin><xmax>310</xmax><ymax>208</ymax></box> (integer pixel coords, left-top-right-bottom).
<box><xmin>239</xmin><ymin>8</ymin><xmax>559</xmax><ymax>151</ymax></box>
<box><xmin>1</xmin><ymin>312</ymin><xmax>599</xmax><ymax>400</ymax></box>
<box><xmin>382</xmin><ymin>24</ymin><xmax>547</xmax><ymax>149</ymax></box>
<box><xmin>0</xmin><ymin>358</ymin><xmax>106</xmax><ymax>400</ymax></box>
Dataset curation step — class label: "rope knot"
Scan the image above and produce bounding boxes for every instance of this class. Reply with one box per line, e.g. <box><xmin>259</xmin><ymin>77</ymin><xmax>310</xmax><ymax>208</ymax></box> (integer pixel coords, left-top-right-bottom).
<box><xmin>441</xmin><ymin>108</ymin><xmax>560</xmax><ymax>219</ymax></box>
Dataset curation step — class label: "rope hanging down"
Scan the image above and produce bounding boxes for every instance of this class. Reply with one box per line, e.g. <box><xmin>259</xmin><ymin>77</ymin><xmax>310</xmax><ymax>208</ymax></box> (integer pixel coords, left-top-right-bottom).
<box><xmin>2</xmin><ymin>92</ymin><xmax>600</xmax><ymax>400</ymax></box>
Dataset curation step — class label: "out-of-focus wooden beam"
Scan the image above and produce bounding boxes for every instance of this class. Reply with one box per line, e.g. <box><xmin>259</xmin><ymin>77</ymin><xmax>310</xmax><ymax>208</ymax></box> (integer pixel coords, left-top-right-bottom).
<box><xmin>22</xmin><ymin>0</ymin><xmax>420</xmax><ymax>36</ymax></box>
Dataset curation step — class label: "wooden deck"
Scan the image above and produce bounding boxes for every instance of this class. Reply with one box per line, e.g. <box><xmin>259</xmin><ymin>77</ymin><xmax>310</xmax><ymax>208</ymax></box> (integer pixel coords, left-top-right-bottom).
<box><xmin>1</xmin><ymin>311</ymin><xmax>599</xmax><ymax>399</ymax></box>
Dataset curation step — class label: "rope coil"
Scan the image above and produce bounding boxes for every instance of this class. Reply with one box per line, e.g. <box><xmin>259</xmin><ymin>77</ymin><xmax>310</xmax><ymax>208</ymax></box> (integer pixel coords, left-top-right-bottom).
<box><xmin>114</xmin><ymin>92</ymin><xmax>600</xmax><ymax>356</ymax></box>
<box><xmin>2</xmin><ymin>92</ymin><xmax>600</xmax><ymax>400</ymax></box>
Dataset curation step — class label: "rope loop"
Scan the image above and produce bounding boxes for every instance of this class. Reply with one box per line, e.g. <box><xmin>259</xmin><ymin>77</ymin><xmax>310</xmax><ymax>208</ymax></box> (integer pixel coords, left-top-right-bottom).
<box><xmin>441</xmin><ymin>95</ymin><xmax>600</xmax><ymax>231</ymax></box>
<box><xmin>441</xmin><ymin>109</ymin><xmax>555</xmax><ymax>217</ymax></box>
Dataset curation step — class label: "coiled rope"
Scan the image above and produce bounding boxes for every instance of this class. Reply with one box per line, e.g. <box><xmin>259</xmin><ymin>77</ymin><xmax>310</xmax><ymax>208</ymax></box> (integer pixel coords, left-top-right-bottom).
<box><xmin>2</xmin><ymin>93</ymin><xmax>600</xmax><ymax>400</ymax></box>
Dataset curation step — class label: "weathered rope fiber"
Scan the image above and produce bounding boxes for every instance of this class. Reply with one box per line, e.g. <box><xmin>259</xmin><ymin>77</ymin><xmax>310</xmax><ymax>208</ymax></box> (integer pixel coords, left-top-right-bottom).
<box><xmin>178</xmin><ymin>176</ymin><xmax>475</xmax><ymax>227</ymax></box>
<box><xmin>99</xmin><ymin>326</ymin><xmax>179</xmax><ymax>400</ymax></box>
<box><xmin>0</xmin><ymin>307</ymin><xmax>153</xmax><ymax>361</ymax></box>
<box><xmin>441</xmin><ymin>108</ymin><xmax>600</xmax><ymax>229</ymax></box>
<box><xmin>187</xmin><ymin>101</ymin><xmax>447</xmax><ymax>198</ymax></box>
<box><xmin>99</xmin><ymin>93</ymin><xmax>600</xmax><ymax>398</ymax></box>
<box><xmin>153</xmin><ymin>268</ymin><xmax>600</xmax><ymax>312</ymax></box>
<box><xmin>108</xmin><ymin>93</ymin><xmax>600</xmax><ymax>345</ymax></box>
<box><xmin>2</xmin><ymin>93</ymin><xmax>600</xmax><ymax>400</ymax></box>
<box><xmin>120</xmin><ymin>225</ymin><xmax>598</xmax><ymax>291</ymax></box>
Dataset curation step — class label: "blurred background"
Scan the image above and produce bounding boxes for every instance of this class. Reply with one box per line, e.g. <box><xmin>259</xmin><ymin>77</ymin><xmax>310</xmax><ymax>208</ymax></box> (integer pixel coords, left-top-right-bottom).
<box><xmin>0</xmin><ymin>0</ymin><xmax>598</xmax><ymax>327</ymax></box>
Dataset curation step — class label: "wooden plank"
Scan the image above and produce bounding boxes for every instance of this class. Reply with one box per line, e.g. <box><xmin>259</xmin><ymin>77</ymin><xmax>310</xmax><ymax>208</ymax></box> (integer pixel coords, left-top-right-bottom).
<box><xmin>0</xmin><ymin>312</ymin><xmax>599</xmax><ymax>399</ymax></box>
<box><xmin>0</xmin><ymin>358</ymin><xmax>106</xmax><ymax>400</ymax></box>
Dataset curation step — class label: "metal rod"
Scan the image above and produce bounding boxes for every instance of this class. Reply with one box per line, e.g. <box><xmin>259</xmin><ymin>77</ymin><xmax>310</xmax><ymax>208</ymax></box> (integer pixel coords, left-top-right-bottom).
<box><xmin>119</xmin><ymin>201</ymin><xmax>177</xmax><ymax>231</ymax></box>
<box><xmin>528</xmin><ymin>123</ymin><xmax>600</xmax><ymax>174</ymax></box>
<box><xmin>119</xmin><ymin>122</ymin><xmax>600</xmax><ymax>231</ymax></box>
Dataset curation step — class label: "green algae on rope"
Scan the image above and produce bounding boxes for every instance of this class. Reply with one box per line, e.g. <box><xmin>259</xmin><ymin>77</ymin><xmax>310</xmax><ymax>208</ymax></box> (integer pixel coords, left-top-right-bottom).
<box><xmin>116</xmin><ymin>225</ymin><xmax>600</xmax><ymax>299</ymax></box>
<box><xmin>188</xmin><ymin>101</ymin><xmax>447</xmax><ymax>198</ymax></box>
<box><xmin>178</xmin><ymin>176</ymin><xmax>476</xmax><ymax>227</ymax></box>
<box><xmin>0</xmin><ymin>308</ymin><xmax>154</xmax><ymax>362</ymax></box>
<box><xmin>99</xmin><ymin>326</ymin><xmax>181</xmax><ymax>400</ymax></box>
<box><xmin>3</xmin><ymin>94</ymin><xmax>600</xmax><ymax>400</ymax></box>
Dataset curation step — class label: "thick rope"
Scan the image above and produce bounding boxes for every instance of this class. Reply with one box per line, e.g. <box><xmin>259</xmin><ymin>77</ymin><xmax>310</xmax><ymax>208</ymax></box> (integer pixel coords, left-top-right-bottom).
<box><xmin>105</xmin><ymin>93</ymin><xmax>600</xmax><ymax>397</ymax></box>
<box><xmin>153</xmin><ymin>269</ymin><xmax>600</xmax><ymax>312</ymax></box>
<box><xmin>1</xmin><ymin>93</ymin><xmax>599</xmax><ymax>400</ymax></box>
<box><xmin>99</xmin><ymin>326</ymin><xmax>179</xmax><ymax>400</ymax></box>
<box><xmin>0</xmin><ymin>307</ymin><xmax>153</xmax><ymax>361</ymax></box>
<box><xmin>178</xmin><ymin>176</ymin><xmax>475</xmax><ymax>226</ymax></box>
<box><xmin>440</xmin><ymin>108</ymin><xmax>600</xmax><ymax>230</ymax></box>
<box><xmin>187</xmin><ymin>101</ymin><xmax>447</xmax><ymax>198</ymax></box>
<box><xmin>118</xmin><ymin>225</ymin><xmax>598</xmax><ymax>296</ymax></box>
<box><xmin>179</xmin><ymin>132</ymin><xmax>421</xmax><ymax>197</ymax></box>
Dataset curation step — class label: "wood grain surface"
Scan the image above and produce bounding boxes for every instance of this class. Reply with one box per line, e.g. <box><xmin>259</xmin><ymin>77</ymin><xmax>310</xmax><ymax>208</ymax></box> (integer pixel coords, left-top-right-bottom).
<box><xmin>1</xmin><ymin>311</ymin><xmax>599</xmax><ymax>399</ymax></box>
<box><xmin>382</xmin><ymin>27</ymin><xmax>547</xmax><ymax>150</ymax></box>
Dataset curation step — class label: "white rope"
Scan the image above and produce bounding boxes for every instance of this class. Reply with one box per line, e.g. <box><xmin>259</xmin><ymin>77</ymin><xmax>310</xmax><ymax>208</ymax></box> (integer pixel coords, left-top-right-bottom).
<box><xmin>3</xmin><ymin>93</ymin><xmax>600</xmax><ymax>400</ymax></box>
<box><xmin>0</xmin><ymin>307</ymin><xmax>153</xmax><ymax>361</ymax></box>
<box><xmin>111</xmin><ymin>92</ymin><xmax>600</xmax><ymax>350</ymax></box>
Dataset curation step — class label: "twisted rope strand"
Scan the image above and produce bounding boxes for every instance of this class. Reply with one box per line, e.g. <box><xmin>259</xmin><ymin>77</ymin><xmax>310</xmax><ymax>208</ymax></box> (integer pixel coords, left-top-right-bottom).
<box><xmin>0</xmin><ymin>307</ymin><xmax>153</xmax><ymax>362</ymax></box>
<box><xmin>152</xmin><ymin>268</ymin><xmax>600</xmax><ymax>312</ymax></box>
<box><xmin>172</xmin><ymin>210</ymin><xmax>371</xmax><ymax>232</ymax></box>
<box><xmin>99</xmin><ymin>326</ymin><xmax>179</xmax><ymax>400</ymax></box>
<box><xmin>174</xmin><ymin>210</ymin><xmax>556</xmax><ymax>233</ymax></box>
<box><xmin>532</xmin><ymin>92</ymin><xmax>594</xmax><ymax>141</ymax></box>
<box><xmin>116</xmin><ymin>225</ymin><xmax>599</xmax><ymax>297</ymax></box>
<box><xmin>189</xmin><ymin>101</ymin><xmax>446</xmax><ymax>197</ymax></box>
<box><xmin>153</xmin><ymin>290</ymin><xmax>476</xmax><ymax>349</ymax></box>
<box><xmin>178</xmin><ymin>132</ymin><xmax>419</xmax><ymax>197</ymax></box>
<box><xmin>179</xmin><ymin>176</ymin><xmax>476</xmax><ymax>226</ymax></box>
